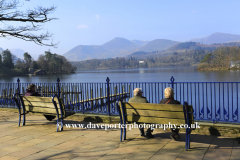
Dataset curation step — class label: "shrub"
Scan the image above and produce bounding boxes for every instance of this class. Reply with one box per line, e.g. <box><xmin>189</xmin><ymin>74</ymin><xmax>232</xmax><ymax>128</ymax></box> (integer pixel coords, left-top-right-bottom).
<box><xmin>197</xmin><ymin>63</ymin><xmax>209</xmax><ymax>70</ymax></box>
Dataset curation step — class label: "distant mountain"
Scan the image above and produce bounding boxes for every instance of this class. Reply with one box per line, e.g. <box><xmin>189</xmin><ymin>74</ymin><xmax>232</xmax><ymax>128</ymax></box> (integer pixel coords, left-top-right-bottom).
<box><xmin>168</xmin><ymin>42</ymin><xmax>217</xmax><ymax>51</ymax></box>
<box><xmin>101</xmin><ymin>37</ymin><xmax>140</xmax><ymax>57</ymax></box>
<box><xmin>190</xmin><ymin>32</ymin><xmax>240</xmax><ymax>45</ymax></box>
<box><xmin>102</xmin><ymin>37</ymin><xmax>139</xmax><ymax>50</ymax></box>
<box><xmin>63</xmin><ymin>45</ymin><xmax>108</xmax><ymax>61</ymax></box>
<box><xmin>137</xmin><ymin>39</ymin><xmax>179</xmax><ymax>52</ymax></box>
<box><xmin>64</xmin><ymin>37</ymin><xmax>141</xmax><ymax>61</ymax></box>
<box><xmin>64</xmin><ymin>38</ymin><xmax>180</xmax><ymax>61</ymax></box>
<box><xmin>10</xmin><ymin>48</ymin><xmax>25</xmax><ymax>59</ymax></box>
<box><xmin>128</xmin><ymin>41</ymin><xmax>240</xmax><ymax>60</ymax></box>
<box><xmin>64</xmin><ymin>33</ymin><xmax>240</xmax><ymax>61</ymax></box>
<box><xmin>131</xmin><ymin>40</ymin><xmax>150</xmax><ymax>47</ymax></box>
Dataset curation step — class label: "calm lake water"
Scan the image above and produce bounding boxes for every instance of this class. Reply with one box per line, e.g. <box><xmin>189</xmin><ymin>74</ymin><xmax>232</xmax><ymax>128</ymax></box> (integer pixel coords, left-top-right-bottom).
<box><xmin>1</xmin><ymin>66</ymin><xmax>240</xmax><ymax>83</ymax></box>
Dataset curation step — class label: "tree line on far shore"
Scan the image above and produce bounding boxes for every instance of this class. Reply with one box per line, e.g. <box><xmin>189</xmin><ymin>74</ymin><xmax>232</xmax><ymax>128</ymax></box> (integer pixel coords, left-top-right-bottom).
<box><xmin>198</xmin><ymin>46</ymin><xmax>240</xmax><ymax>70</ymax></box>
<box><xmin>72</xmin><ymin>46</ymin><xmax>240</xmax><ymax>71</ymax></box>
<box><xmin>0</xmin><ymin>50</ymin><xmax>76</xmax><ymax>76</ymax></box>
<box><xmin>72</xmin><ymin>49</ymin><xmax>210</xmax><ymax>70</ymax></box>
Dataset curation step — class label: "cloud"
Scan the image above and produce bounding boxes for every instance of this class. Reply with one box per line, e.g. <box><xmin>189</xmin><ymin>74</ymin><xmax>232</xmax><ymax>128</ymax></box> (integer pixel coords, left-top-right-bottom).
<box><xmin>77</xmin><ymin>24</ymin><xmax>89</xmax><ymax>29</ymax></box>
<box><xmin>95</xmin><ymin>15</ymin><xmax>100</xmax><ymax>20</ymax></box>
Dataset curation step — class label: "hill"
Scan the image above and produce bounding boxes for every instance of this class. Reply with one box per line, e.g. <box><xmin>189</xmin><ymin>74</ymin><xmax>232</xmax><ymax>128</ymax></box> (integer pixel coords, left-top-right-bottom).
<box><xmin>190</xmin><ymin>32</ymin><xmax>240</xmax><ymax>45</ymax></box>
<box><xmin>63</xmin><ymin>38</ymin><xmax>179</xmax><ymax>61</ymax></box>
<box><xmin>137</xmin><ymin>39</ymin><xmax>179</xmax><ymax>52</ymax></box>
<box><xmin>64</xmin><ymin>37</ymin><xmax>140</xmax><ymax>61</ymax></box>
<box><xmin>131</xmin><ymin>40</ymin><xmax>150</xmax><ymax>46</ymax></box>
<box><xmin>127</xmin><ymin>41</ymin><xmax>240</xmax><ymax>59</ymax></box>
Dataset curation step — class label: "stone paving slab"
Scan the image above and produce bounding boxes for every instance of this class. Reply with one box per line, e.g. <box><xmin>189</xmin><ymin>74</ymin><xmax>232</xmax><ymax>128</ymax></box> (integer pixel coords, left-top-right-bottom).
<box><xmin>1</xmin><ymin>113</ymin><xmax>240</xmax><ymax>160</ymax></box>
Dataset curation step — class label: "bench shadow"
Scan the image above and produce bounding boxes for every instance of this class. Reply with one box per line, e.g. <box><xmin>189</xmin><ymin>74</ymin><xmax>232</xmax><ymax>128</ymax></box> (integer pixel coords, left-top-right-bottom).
<box><xmin>153</xmin><ymin>132</ymin><xmax>237</xmax><ymax>150</ymax></box>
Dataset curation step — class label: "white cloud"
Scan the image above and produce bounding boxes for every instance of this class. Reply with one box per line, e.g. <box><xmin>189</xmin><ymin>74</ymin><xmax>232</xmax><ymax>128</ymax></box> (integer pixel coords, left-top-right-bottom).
<box><xmin>77</xmin><ymin>24</ymin><xmax>89</xmax><ymax>29</ymax></box>
<box><xmin>95</xmin><ymin>15</ymin><xmax>100</xmax><ymax>20</ymax></box>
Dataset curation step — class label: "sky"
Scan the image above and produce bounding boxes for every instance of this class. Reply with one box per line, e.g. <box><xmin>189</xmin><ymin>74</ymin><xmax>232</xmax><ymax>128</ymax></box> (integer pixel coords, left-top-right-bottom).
<box><xmin>1</xmin><ymin>0</ymin><xmax>240</xmax><ymax>60</ymax></box>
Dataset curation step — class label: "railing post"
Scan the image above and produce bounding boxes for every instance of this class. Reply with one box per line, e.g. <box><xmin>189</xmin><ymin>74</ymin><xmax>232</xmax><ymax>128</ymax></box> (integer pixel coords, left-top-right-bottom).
<box><xmin>17</xmin><ymin>78</ymin><xmax>20</xmax><ymax>94</ymax></box>
<box><xmin>170</xmin><ymin>76</ymin><xmax>175</xmax><ymax>89</ymax></box>
<box><xmin>106</xmin><ymin>77</ymin><xmax>110</xmax><ymax>116</ymax></box>
<box><xmin>57</xmin><ymin>78</ymin><xmax>60</xmax><ymax>97</ymax></box>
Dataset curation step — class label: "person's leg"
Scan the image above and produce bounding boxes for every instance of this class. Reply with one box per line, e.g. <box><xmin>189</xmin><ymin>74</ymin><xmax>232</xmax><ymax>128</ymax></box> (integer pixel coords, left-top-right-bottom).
<box><xmin>139</xmin><ymin>125</ymin><xmax>145</xmax><ymax>136</ymax></box>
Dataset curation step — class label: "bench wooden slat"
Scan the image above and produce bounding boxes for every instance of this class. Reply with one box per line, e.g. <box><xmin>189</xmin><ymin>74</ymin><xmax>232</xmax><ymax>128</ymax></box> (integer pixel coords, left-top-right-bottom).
<box><xmin>22</xmin><ymin>96</ymin><xmax>56</xmax><ymax>102</ymax></box>
<box><xmin>125</xmin><ymin>108</ymin><xmax>186</xmax><ymax>119</ymax></box>
<box><xmin>25</xmin><ymin>106</ymin><xmax>57</xmax><ymax>114</ymax></box>
<box><xmin>126</xmin><ymin>115</ymin><xmax>186</xmax><ymax>125</ymax></box>
<box><xmin>124</xmin><ymin>102</ymin><xmax>193</xmax><ymax>112</ymax></box>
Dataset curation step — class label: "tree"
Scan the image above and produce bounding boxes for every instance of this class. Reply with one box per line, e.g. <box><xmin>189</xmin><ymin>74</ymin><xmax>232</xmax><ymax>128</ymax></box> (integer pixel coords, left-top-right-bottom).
<box><xmin>200</xmin><ymin>54</ymin><xmax>212</xmax><ymax>65</ymax></box>
<box><xmin>2</xmin><ymin>49</ymin><xmax>14</xmax><ymax>69</ymax></box>
<box><xmin>37</xmin><ymin>54</ymin><xmax>48</xmax><ymax>71</ymax></box>
<box><xmin>23</xmin><ymin>52</ymin><xmax>32</xmax><ymax>67</ymax></box>
<box><xmin>37</xmin><ymin>51</ymin><xmax>76</xmax><ymax>74</ymax></box>
<box><xmin>212</xmin><ymin>47</ymin><xmax>230</xmax><ymax>68</ymax></box>
<box><xmin>45</xmin><ymin>50</ymin><xmax>53</xmax><ymax>61</ymax></box>
<box><xmin>0</xmin><ymin>0</ymin><xmax>57</xmax><ymax>46</ymax></box>
<box><xmin>15</xmin><ymin>58</ymin><xmax>28</xmax><ymax>73</ymax></box>
<box><xmin>229</xmin><ymin>46</ymin><xmax>240</xmax><ymax>66</ymax></box>
<box><xmin>32</xmin><ymin>61</ymin><xmax>38</xmax><ymax>70</ymax></box>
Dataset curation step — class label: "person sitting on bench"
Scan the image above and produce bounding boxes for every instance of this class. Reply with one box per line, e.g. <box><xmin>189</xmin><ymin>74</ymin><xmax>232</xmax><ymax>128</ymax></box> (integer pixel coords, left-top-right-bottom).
<box><xmin>159</xmin><ymin>87</ymin><xmax>181</xmax><ymax>140</ymax></box>
<box><xmin>128</xmin><ymin>88</ymin><xmax>154</xmax><ymax>139</ymax></box>
<box><xmin>25</xmin><ymin>84</ymin><xmax>56</xmax><ymax>121</ymax></box>
<box><xmin>25</xmin><ymin>84</ymin><xmax>41</xmax><ymax>96</ymax></box>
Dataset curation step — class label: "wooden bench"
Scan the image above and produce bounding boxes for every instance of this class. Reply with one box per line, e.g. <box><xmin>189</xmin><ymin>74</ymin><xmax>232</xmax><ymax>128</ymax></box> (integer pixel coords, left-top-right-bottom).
<box><xmin>118</xmin><ymin>101</ymin><xmax>194</xmax><ymax>150</ymax></box>
<box><xmin>13</xmin><ymin>93</ymin><xmax>75</xmax><ymax>132</ymax></box>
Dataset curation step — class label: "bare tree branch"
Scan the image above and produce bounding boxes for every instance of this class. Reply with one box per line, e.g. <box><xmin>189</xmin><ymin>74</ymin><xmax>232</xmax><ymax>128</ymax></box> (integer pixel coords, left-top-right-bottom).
<box><xmin>0</xmin><ymin>0</ymin><xmax>58</xmax><ymax>47</ymax></box>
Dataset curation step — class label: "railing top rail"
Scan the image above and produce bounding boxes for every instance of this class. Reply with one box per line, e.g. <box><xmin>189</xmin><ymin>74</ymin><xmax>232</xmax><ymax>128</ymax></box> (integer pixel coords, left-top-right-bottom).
<box><xmin>1</xmin><ymin>82</ymin><xmax>240</xmax><ymax>84</ymax></box>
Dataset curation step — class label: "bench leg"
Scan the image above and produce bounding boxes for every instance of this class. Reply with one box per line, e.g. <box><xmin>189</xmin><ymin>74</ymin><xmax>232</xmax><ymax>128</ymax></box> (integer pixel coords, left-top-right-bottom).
<box><xmin>56</xmin><ymin>119</ymin><xmax>59</xmax><ymax>132</ymax></box>
<box><xmin>185</xmin><ymin>128</ymin><xmax>191</xmax><ymax>150</ymax></box>
<box><xmin>18</xmin><ymin>114</ymin><xmax>21</xmax><ymax>127</ymax></box>
<box><xmin>188</xmin><ymin>133</ymin><xmax>190</xmax><ymax>149</ymax></box>
<box><xmin>120</xmin><ymin>128</ymin><xmax>123</xmax><ymax>141</ymax></box>
<box><xmin>60</xmin><ymin>119</ymin><xmax>63</xmax><ymax>131</ymax></box>
<box><xmin>22</xmin><ymin>114</ymin><xmax>26</xmax><ymax>126</ymax></box>
<box><xmin>185</xmin><ymin>128</ymin><xmax>188</xmax><ymax>150</ymax></box>
<box><xmin>124</xmin><ymin>128</ymin><xmax>126</xmax><ymax>140</ymax></box>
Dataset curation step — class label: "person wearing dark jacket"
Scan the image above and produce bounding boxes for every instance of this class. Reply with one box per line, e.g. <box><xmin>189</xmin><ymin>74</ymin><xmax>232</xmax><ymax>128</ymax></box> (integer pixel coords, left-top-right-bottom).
<box><xmin>159</xmin><ymin>87</ymin><xmax>181</xmax><ymax>140</ymax></box>
<box><xmin>128</xmin><ymin>88</ymin><xmax>154</xmax><ymax>139</ymax></box>
<box><xmin>25</xmin><ymin>84</ymin><xmax>41</xmax><ymax>96</ymax></box>
<box><xmin>25</xmin><ymin>84</ymin><xmax>55</xmax><ymax>121</ymax></box>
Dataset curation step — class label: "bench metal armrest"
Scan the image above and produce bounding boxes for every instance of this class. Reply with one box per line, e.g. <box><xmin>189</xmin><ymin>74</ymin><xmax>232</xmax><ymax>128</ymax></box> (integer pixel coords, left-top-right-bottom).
<box><xmin>13</xmin><ymin>93</ymin><xmax>26</xmax><ymax>115</ymax></box>
<box><xmin>52</xmin><ymin>95</ymin><xmax>64</xmax><ymax>119</ymax></box>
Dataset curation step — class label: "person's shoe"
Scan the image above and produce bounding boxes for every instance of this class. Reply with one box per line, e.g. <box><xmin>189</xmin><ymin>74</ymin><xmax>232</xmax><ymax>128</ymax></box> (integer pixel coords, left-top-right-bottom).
<box><xmin>140</xmin><ymin>128</ymin><xmax>145</xmax><ymax>137</ymax></box>
<box><xmin>145</xmin><ymin>132</ymin><xmax>154</xmax><ymax>139</ymax></box>
<box><xmin>170</xmin><ymin>134</ymin><xmax>181</xmax><ymax>140</ymax></box>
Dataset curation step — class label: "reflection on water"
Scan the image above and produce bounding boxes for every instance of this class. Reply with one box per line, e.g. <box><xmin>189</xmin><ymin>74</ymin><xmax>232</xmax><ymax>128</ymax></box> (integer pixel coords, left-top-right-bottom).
<box><xmin>1</xmin><ymin>66</ymin><xmax>240</xmax><ymax>83</ymax></box>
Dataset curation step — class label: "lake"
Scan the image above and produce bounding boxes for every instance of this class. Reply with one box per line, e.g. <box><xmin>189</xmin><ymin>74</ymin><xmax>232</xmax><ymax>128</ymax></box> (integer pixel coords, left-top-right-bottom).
<box><xmin>1</xmin><ymin>66</ymin><xmax>240</xmax><ymax>83</ymax></box>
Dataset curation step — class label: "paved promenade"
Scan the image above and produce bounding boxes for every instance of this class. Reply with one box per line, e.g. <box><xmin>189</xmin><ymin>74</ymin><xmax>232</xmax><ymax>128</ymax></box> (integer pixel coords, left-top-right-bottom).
<box><xmin>0</xmin><ymin>110</ymin><xmax>240</xmax><ymax>160</ymax></box>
